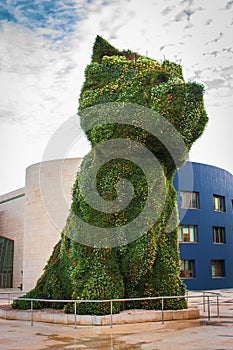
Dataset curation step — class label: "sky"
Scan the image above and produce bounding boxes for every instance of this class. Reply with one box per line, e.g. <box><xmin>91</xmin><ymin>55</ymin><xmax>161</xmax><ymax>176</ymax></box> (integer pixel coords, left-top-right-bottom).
<box><xmin>0</xmin><ymin>0</ymin><xmax>232</xmax><ymax>195</ymax></box>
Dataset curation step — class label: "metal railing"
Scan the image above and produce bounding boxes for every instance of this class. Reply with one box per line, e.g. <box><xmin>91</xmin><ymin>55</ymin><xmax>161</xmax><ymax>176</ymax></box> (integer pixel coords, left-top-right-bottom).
<box><xmin>1</xmin><ymin>291</ymin><xmax>220</xmax><ymax>328</ymax></box>
<box><xmin>203</xmin><ymin>291</ymin><xmax>220</xmax><ymax>318</ymax></box>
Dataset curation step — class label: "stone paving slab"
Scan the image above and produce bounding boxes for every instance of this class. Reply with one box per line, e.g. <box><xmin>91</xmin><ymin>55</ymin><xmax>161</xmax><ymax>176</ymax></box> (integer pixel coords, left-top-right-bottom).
<box><xmin>0</xmin><ymin>316</ymin><xmax>233</xmax><ymax>350</ymax></box>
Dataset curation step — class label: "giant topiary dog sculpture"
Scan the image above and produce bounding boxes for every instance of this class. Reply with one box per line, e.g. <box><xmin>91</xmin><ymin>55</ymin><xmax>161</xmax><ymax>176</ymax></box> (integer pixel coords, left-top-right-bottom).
<box><xmin>13</xmin><ymin>36</ymin><xmax>208</xmax><ymax>315</ymax></box>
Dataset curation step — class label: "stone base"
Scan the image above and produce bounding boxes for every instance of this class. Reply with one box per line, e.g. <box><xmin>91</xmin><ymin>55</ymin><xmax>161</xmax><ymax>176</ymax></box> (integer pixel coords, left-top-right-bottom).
<box><xmin>0</xmin><ymin>305</ymin><xmax>199</xmax><ymax>326</ymax></box>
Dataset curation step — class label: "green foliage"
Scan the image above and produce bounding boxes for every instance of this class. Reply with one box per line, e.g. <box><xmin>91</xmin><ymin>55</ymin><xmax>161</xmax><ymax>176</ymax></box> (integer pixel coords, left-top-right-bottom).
<box><xmin>13</xmin><ymin>237</ymin><xmax>73</xmax><ymax>310</ymax></box>
<box><xmin>151</xmin><ymin>81</ymin><xmax>208</xmax><ymax>148</ymax></box>
<box><xmin>13</xmin><ymin>36</ymin><xmax>208</xmax><ymax>315</ymax></box>
<box><xmin>71</xmin><ymin>155</ymin><xmax>148</xmax><ymax>230</ymax></box>
<box><xmin>91</xmin><ymin>35</ymin><xmax>122</xmax><ymax>63</ymax></box>
<box><xmin>68</xmin><ymin>246</ymin><xmax>124</xmax><ymax>315</ymax></box>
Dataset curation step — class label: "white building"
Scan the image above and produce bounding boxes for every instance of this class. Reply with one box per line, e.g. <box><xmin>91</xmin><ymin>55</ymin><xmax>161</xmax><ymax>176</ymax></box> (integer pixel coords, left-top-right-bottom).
<box><xmin>0</xmin><ymin>158</ymin><xmax>81</xmax><ymax>291</ymax></box>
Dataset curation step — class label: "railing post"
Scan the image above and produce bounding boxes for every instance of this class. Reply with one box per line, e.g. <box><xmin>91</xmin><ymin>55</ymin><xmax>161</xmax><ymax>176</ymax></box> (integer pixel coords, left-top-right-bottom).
<box><xmin>161</xmin><ymin>298</ymin><xmax>164</xmax><ymax>324</ymax></box>
<box><xmin>8</xmin><ymin>293</ymin><xmax>10</xmax><ymax>305</ymax></box>
<box><xmin>217</xmin><ymin>295</ymin><xmax>219</xmax><ymax>318</ymax></box>
<box><xmin>110</xmin><ymin>301</ymin><xmax>113</xmax><ymax>329</ymax></box>
<box><xmin>203</xmin><ymin>292</ymin><xmax>206</xmax><ymax>313</ymax></box>
<box><xmin>31</xmin><ymin>300</ymin><xmax>33</xmax><ymax>326</ymax></box>
<box><xmin>74</xmin><ymin>302</ymin><xmax>77</xmax><ymax>329</ymax></box>
<box><xmin>207</xmin><ymin>296</ymin><xmax>210</xmax><ymax>321</ymax></box>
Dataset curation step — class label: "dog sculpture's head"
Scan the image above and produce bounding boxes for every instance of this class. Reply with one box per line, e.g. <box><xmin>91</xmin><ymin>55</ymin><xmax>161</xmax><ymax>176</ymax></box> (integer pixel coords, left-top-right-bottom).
<box><xmin>78</xmin><ymin>36</ymin><xmax>208</xmax><ymax>174</ymax></box>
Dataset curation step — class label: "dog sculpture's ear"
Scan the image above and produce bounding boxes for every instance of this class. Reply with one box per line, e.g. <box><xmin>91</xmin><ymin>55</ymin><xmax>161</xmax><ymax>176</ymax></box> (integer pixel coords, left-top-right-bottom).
<box><xmin>91</xmin><ymin>35</ymin><xmax>122</xmax><ymax>63</ymax></box>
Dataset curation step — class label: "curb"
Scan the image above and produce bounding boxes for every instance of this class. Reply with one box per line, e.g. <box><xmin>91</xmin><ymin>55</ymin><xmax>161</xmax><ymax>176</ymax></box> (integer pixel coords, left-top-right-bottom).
<box><xmin>0</xmin><ymin>306</ymin><xmax>200</xmax><ymax>326</ymax></box>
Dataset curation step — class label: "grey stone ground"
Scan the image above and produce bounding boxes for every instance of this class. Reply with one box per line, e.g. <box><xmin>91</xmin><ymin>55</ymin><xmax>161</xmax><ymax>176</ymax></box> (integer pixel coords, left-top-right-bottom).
<box><xmin>0</xmin><ymin>289</ymin><xmax>233</xmax><ymax>349</ymax></box>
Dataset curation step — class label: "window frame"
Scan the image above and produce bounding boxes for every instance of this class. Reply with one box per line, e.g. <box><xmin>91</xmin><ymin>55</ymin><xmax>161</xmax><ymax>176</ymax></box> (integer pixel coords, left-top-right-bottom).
<box><xmin>178</xmin><ymin>224</ymin><xmax>198</xmax><ymax>243</ymax></box>
<box><xmin>211</xmin><ymin>260</ymin><xmax>225</xmax><ymax>278</ymax></box>
<box><xmin>213</xmin><ymin>226</ymin><xmax>225</xmax><ymax>244</ymax></box>
<box><xmin>180</xmin><ymin>191</ymin><xmax>199</xmax><ymax>209</ymax></box>
<box><xmin>213</xmin><ymin>194</ymin><xmax>225</xmax><ymax>212</ymax></box>
<box><xmin>180</xmin><ymin>259</ymin><xmax>195</xmax><ymax>279</ymax></box>
<box><xmin>0</xmin><ymin>236</ymin><xmax>14</xmax><ymax>288</ymax></box>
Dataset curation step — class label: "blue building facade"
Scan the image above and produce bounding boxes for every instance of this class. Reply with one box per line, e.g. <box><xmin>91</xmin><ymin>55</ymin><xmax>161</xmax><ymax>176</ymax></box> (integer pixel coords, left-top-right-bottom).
<box><xmin>174</xmin><ymin>162</ymin><xmax>233</xmax><ymax>290</ymax></box>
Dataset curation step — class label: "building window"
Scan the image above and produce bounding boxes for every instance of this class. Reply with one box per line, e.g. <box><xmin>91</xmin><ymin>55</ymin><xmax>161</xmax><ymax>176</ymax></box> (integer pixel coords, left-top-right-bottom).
<box><xmin>181</xmin><ymin>260</ymin><xmax>195</xmax><ymax>278</ymax></box>
<box><xmin>178</xmin><ymin>225</ymin><xmax>198</xmax><ymax>243</ymax></box>
<box><xmin>213</xmin><ymin>226</ymin><xmax>225</xmax><ymax>244</ymax></box>
<box><xmin>180</xmin><ymin>191</ymin><xmax>199</xmax><ymax>209</ymax></box>
<box><xmin>0</xmin><ymin>236</ymin><xmax>14</xmax><ymax>288</ymax></box>
<box><xmin>211</xmin><ymin>260</ymin><xmax>225</xmax><ymax>278</ymax></box>
<box><xmin>213</xmin><ymin>195</ymin><xmax>225</xmax><ymax>212</ymax></box>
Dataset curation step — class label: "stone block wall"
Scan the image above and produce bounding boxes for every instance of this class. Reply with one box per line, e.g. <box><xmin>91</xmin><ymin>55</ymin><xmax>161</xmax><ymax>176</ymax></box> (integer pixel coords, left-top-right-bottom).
<box><xmin>23</xmin><ymin>158</ymin><xmax>81</xmax><ymax>291</ymax></box>
<box><xmin>0</xmin><ymin>188</ymin><xmax>25</xmax><ymax>288</ymax></box>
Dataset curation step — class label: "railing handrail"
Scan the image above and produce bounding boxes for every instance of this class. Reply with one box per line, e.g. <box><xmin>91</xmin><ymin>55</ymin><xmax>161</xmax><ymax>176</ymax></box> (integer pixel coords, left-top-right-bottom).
<box><xmin>0</xmin><ymin>290</ymin><xmax>220</xmax><ymax>298</ymax></box>
<box><xmin>203</xmin><ymin>291</ymin><xmax>221</xmax><ymax>296</ymax></box>
<box><xmin>10</xmin><ymin>293</ymin><xmax>217</xmax><ymax>303</ymax></box>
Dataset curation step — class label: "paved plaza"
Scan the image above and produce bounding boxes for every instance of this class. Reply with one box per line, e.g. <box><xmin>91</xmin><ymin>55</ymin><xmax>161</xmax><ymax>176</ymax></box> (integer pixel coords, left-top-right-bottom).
<box><xmin>0</xmin><ymin>289</ymin><xmax>233</xmax><ymax>349</ymax></box>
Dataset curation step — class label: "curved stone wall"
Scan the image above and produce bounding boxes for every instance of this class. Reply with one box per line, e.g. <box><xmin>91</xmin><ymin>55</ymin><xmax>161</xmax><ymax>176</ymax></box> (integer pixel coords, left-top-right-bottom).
<box><xmin>23</xmin><ymin>158</ymin><xmax>81</xmax><ymax>291</ymax></box>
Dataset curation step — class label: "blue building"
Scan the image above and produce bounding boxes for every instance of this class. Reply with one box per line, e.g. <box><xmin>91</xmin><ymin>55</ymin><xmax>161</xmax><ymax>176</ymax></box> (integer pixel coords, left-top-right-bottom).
<box><xmin>174</xmin><ymin>162</ymin><xmax>233</xmax><ymax>290</ymax></box>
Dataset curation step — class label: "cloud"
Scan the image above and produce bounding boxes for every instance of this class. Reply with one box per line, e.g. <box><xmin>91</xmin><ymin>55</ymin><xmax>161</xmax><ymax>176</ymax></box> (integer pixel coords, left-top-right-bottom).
<box><xmin>226</xmin><ymin>1</ymin><xmax>233</xmax><ymax>10</ymax></box>
<box><xmin>204</xmin><ymin>78</ymin><xmax>226</xmax><ymax>90</ymax></box>
<box><xmin>0</xmin><ymin>0</ymin><xmax>81</xmax><ymax>40</ymax></box>
<box><xmin>0</xmin><ymin>22</ymin><xmax>83</xmax><ymax>132</ymax></box>
<box><xmin>161</xmin><ymin>5</ymin><xmax>176</xmax><ymax>16</ymax></box>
